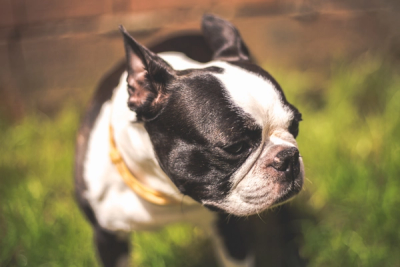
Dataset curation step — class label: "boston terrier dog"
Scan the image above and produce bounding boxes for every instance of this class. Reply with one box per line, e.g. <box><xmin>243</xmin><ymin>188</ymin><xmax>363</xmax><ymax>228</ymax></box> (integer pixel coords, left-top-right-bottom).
<box><xmin>74</xmin><ymin>14</ymin><xmax>304</xmax><ymax>267</ymax></box>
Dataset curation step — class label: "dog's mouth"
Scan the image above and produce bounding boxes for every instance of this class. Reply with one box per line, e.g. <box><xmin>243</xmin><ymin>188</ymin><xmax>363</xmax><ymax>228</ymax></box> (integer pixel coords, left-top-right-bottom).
<box><xmin>238</xmin><ymin>161</ymin><xmax>303</xmax><ymax>208</ymax></box>
<box><xmin>270</xmin><ymin>169</ymin><xmax>303</xmax><ymax>207</ymax></box>
<box><xmin>202</xmin><ymin>153</ymin><xmax>304</xmax><ymax>216</ymax></box>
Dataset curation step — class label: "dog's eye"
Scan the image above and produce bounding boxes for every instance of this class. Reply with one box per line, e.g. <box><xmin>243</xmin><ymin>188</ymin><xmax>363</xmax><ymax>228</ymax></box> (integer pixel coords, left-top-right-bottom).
<box><xmin>289</xmin><ymin>112</ymin><xmax>302</xmax><ymax>138</ymax></box>
<box><xmin>223</xmin><ymin>142</ymin><xmax>249</xmax><ymax>155</ymax></box>
<box><xmin>288</xmin><ymin>120</ymin><xmax>300</xmax><ymax>138</ymax></box>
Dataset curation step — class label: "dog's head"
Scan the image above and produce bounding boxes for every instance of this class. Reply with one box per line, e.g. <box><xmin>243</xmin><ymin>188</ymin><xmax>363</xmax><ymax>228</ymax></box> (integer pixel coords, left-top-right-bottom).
<box><xmin>120</xmin><ymin>14</ymin><xmax>304</xmax><ymax>216</ymax></box>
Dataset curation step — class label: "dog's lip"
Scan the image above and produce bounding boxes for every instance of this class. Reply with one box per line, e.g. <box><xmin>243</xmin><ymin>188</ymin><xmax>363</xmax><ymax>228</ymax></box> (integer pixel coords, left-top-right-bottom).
<box><xmin>238</xmin><ymin>172</ymin><xmax>302</xmax><ymax>206</ymax></box>
<box><xmin>271</xmin><ymin>173</ymin><xmax>303</xmax><ymax>206</ymax></box>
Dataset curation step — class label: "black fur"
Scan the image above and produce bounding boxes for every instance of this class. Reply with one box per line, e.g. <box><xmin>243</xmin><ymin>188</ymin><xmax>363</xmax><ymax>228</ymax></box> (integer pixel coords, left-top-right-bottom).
<box><xmin>94</xmin><ymin>226</ymin><xmax>130</xmax><ymax>267</ymax></box>
<box><xmin>216</xmin><ymin>214</ymin><xmax>253</xmax><ymax>261</ymax></box>
<box><xmin>202</xmin><ymin>14</ymin><xmax>250</xmax><ymax>61</ymax></box>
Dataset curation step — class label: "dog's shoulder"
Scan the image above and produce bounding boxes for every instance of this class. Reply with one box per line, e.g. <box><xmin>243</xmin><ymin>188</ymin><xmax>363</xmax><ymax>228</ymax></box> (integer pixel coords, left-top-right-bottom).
<box><xmin>74</xmin><ymin>61</ymin><xmax>126</xmax><ymax>225</ymax></box>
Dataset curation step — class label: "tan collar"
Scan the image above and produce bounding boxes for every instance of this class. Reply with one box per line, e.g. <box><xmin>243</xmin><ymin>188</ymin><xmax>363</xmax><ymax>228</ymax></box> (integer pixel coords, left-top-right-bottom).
<box><xmin>109</xmin><ymin>125</ymin><xmax>180</xmax><ymax>205</ymax></box>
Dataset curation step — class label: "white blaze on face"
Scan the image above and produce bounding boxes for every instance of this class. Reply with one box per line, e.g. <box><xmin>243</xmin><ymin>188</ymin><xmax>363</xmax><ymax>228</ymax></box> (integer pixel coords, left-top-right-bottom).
<box><xmin>210</xmin><ymin>62</ymin><xmax>294</xmax><ymax>134</ymax></box>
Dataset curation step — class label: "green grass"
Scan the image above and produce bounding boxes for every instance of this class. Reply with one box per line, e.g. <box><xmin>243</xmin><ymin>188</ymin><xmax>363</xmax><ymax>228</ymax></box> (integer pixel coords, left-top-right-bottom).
<box><xmin>0</xmin><ymin>107</ymin><xmax>215</xmax><ymax>267</ymax></box>
<box><xmin>273</xmin><ymin>55</ymin><xmax>400</xmax><ymax>267</ymax></box>
<box><xmin>0</xmin><ymin>107</ymin><xmax>96</xmax><ymax>266</ymax></box>
<box><xmin>1</xmin><ymin>55</ymin><xmax>399</xmax><ymax>266</ymax></box>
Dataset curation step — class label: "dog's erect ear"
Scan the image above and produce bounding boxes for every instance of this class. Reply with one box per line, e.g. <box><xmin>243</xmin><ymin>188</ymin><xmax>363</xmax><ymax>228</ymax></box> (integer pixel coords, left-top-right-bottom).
<box><xmin>120</xmin><ymin>26</ymin><xmax>175</xmax><ymax>120</ymax></box>
<box><xmin>201</xmin><ymin>14</ymin><xmax>250</xmax><ymax>62</ymax></box>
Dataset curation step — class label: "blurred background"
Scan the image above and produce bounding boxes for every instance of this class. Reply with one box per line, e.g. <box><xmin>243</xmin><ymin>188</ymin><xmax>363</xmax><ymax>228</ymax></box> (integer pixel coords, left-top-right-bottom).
<box><xmin>1</xmin><ymin>0</ymin><xmax>400</xmax><ymax>266</ymax></box>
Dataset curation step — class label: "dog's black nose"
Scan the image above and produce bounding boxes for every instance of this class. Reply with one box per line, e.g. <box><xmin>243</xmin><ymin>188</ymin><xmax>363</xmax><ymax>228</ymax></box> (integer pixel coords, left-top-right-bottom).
<box><xmin>271</xmin><ymin>147</ymin><xmax>300</xmax><ymax>179</ymax></box>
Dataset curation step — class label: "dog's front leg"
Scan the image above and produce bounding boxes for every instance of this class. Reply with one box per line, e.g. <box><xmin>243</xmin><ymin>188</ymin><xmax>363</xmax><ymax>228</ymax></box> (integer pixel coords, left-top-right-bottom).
<box><xmin>94</xmin><ymin>226</ymin><xmax>131</xmax><ymax>267</ymax></box>
<box><xmin>211</xmin><ymin>214</ymin><xmax>255</xmax><ymax>267</ymax></box>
